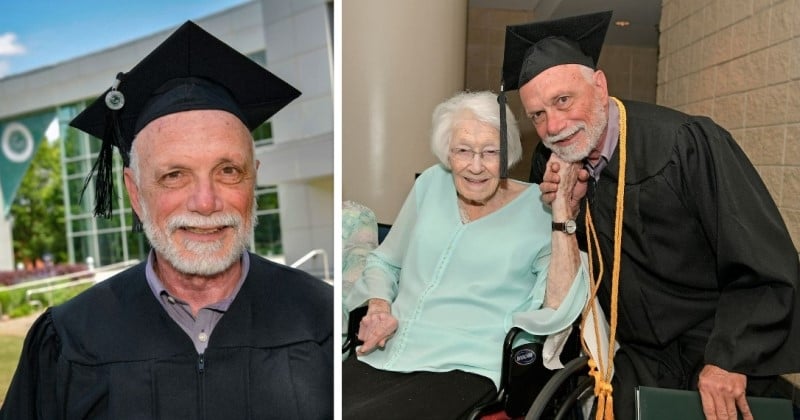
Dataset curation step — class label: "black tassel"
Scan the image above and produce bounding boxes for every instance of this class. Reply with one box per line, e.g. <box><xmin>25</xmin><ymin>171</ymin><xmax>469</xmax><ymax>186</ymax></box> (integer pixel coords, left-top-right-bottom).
<box><xmin>80</xmin><ymin>72</ymin><xmax>128</xmax><ymax>220</ymax></box>
<box><xmin>498</xmin><ymin>90</ymin><xmax>509</xmax><ymax>179</ymax></box>
<box><xmin>82</xmin><ymin>109</ymin><xmax>122</xmax><ymax>218</ymax></box>
<box><xmin>132</xmin><ymin>212</ymin><xmax>143</xmax><ymax>232</ymax></box>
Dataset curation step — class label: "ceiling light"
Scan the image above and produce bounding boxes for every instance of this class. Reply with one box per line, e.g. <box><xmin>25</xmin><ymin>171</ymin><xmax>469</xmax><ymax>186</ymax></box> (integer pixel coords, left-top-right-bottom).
<box><xmin>615</xmin><ymin>20</ymin><xmax>631</xmax><ymax>27</ymax></box>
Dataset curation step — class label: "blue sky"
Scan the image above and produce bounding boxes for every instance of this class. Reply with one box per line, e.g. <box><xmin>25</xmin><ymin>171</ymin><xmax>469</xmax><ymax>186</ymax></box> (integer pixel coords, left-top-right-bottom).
<box><xmin>0</xmin><ymin>0</ymin><xmax>249</xmax><ymax>78</ymax></box>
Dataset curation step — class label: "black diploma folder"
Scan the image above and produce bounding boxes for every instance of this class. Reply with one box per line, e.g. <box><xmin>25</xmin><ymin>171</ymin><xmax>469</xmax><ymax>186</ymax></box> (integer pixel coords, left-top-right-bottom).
<box><xmin>636</xmin><ymin>386</ymin><xmax>793</xmax><ymax>420</ymax></box>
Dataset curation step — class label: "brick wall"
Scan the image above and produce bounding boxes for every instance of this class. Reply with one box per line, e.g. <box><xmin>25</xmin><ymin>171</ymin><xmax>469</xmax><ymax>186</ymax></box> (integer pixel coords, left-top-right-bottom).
<box><xmin>658</xmin><ymin>0</ymin><xmax>800</xmax><ymax>251</ymax></box>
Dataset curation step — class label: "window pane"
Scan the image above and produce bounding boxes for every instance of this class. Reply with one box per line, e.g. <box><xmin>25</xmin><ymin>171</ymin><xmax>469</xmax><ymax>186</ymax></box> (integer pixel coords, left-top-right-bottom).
<box><xmin>127</xmin><ymin>232</ymin><xmax>150</xmax><ymax>262</ymax></box>
<box><xmin>254</xmin><ymin>213</ymin><xmax>281</xmax><ymax>256</ymax></box>
<box><xmin>71</xmin><ymin>235</ymin><xmax>91</xmax><ymax>265</ymax></box>
<box><xmin>247</xmin><ymin>50</ymin><xmax>266</xmax><ymax>67</ymax></box>
<box><xmin>67</xmin><ymin>177</ymin><xmax>93</xmax><ymax>215</ymax></box>
<box><xmin>97</xmin><ymin>232</ymin><xmax>123</xmax><ymax>266</ymax></box>
<box><xmin>96</xmin><ymin>213</ymin><xmax>122</xmax><ymax>230</ymax></box>
<box><xmin>65</xmin><ymin>159</ymin><xmax>89</xmax><ymax>176</ymax></box>
<box><xmin>70</xmin><ymin>217</ymin><xmax>92</xmax><ymax>233</ymax></box>
<box><xmin>88</xmin><ymin>135</ymin><xmax>102</xmax><ymax>154</ymax></box>
<box><xmin>256</xmin><ymin>190</ymin><xmax>279</xmax><ymax>210</ymax></box>
<box><xmin>252</xmin><ymin>122</ymin><xmax>272</xmax><ymax>142</ymax></box>
<box><xmin>63</xmin><ymin>127</ymin><xmax>85</xmax><ymax>158</ymax></box>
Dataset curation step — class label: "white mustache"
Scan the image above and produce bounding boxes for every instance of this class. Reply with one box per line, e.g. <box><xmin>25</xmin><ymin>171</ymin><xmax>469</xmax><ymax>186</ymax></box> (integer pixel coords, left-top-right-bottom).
<box><xmin>166</xmin><ymin>213</ymin><xmax>242</xmax><ymax>232</ymax></box>
<box><xmin>545</xmin><ymin>123</ymin><xmax>585</xmax><ymax>144</ymax></box>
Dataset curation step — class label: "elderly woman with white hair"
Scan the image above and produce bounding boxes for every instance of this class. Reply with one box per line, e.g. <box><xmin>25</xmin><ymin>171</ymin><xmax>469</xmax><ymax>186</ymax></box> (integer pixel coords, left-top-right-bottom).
<box><xmin>342</xmin><ymin>91</ymin><xmax>589</xmax><ymax>419</ymax></box>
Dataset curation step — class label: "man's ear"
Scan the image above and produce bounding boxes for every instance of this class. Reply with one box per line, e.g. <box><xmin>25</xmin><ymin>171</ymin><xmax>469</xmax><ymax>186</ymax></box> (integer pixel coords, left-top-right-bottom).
<box><xmin>123</xmin><ymin>168</ymin><xmax>143</xmax><ymax>217</ymax></box>
<box><xmin>593</xmin><ymin>70</ymin><xmax>609</xmax><ymax>96</ymax></box>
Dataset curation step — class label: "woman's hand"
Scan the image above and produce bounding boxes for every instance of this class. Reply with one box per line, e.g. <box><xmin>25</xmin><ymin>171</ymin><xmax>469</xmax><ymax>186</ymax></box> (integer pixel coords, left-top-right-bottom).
<box><xmin>356</xmin><ymin>299</ymin><xmax>399</xmax><ymax>355</ymax></box>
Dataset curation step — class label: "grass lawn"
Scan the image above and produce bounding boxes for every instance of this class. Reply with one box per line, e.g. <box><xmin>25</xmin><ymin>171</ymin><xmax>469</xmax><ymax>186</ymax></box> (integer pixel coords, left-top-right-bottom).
<box><xmin>0</xmin><ymin>335</ymin><xmax>24</xmax><ymax>405</ymax></box>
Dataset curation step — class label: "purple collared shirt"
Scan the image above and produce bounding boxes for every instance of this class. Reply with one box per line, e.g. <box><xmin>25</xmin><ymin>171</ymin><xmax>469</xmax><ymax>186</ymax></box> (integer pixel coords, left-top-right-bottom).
<box><xmin>145</xmin><ymin>251</ymin><xmax>249</xmax><ymax>354</ymax></box>
<box><xmin>585</xmin><ymin>99</ymin><xmax>620</xmax><ymax>180</ymax></box>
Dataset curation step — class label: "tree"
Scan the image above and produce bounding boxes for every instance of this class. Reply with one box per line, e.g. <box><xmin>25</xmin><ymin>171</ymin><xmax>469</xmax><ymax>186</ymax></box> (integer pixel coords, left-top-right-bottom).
<box><xmin>11</xmin><ymin>139</ymin><xmax>67</xmax><ymax>265</ymax></box>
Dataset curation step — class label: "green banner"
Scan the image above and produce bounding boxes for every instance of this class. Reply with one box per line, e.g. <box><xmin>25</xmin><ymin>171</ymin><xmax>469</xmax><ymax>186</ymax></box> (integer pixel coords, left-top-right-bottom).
<box><xmin>0</xmin><ymin>111</ymin><xmax>57</xmax><ymax>216</ymax></box>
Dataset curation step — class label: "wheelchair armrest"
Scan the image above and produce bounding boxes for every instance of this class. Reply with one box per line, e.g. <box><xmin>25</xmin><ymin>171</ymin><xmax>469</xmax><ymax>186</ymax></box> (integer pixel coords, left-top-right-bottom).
<box><xmin>343</xmin><ymin>306</ymin><xmax>369</xmax><ymax>355</ymax></box>
<box><xmin>500</xmin><ymin>324</ymin><xmax>585</xmax><ymax>418</ymax></box>
<box><xmin>498</xmin><ymin>326</ymin><xmax>527</xmax><ymax>393</ymax></box>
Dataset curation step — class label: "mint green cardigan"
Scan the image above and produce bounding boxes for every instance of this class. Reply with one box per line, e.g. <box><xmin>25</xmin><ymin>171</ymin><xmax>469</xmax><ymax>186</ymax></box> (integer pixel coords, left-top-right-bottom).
<box><xmin>344</xmin><ymin>165</ymin><xmax>588</xmax><ymax>388</ymax></box>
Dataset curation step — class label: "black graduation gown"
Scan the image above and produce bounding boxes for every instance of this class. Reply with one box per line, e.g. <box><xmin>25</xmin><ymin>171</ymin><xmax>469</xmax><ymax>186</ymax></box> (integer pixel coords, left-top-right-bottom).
<box><xmin>0</xmin><ymin>253</ymin><xmax>333</xmax><ymax>420</ymax></box>
<box><xmin>531</xmin><ymin>100</ymin><xmax>800</xmax><ymax>410</ymax></box>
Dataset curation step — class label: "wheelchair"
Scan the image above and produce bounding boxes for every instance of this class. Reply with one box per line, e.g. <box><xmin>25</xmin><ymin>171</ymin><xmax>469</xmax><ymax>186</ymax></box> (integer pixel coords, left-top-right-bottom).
<box><xmin>343</xmin><ymin>307</ymin><xmax>593</xmax><ymax>419</ymax></box>
<box><xmin>342</xmin><ymin>217</ymin><xmax>594</xmax><ymax>419</ymax></box>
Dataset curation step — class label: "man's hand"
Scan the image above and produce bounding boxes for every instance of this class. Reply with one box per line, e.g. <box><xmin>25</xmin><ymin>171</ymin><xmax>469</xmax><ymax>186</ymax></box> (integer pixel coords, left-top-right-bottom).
<box><xmin>697</xmin><ymin>364</ymin><xmax>753</xmax><ymax>420</ymax></box>
<box><xmin>539</xmin><ymin>154</ymin><xmax>589</xmax><ymax>215</ymax></box>
<box><xmin>356</xmin><ymin>299</ymin><xmax>399</xmax><ymax>356</ymax></box>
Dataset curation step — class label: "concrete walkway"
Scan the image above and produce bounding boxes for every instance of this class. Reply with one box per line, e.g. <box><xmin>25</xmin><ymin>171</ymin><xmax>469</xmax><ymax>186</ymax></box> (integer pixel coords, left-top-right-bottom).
<box><xmin>0</xmin><ymin>311</ymin><xmax>43</xmax><ymax>338</ymax></box>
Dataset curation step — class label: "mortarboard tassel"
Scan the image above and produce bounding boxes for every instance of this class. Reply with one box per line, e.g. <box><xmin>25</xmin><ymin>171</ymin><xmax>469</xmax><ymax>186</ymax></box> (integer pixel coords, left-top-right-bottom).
<box><xmin>80</xmin><ymin>73</ymin><xmax>126</xmax><ymax>219</ymax></box>
<box><xmin>131</xmin><ymin>212</ymin><xmax>143</xmax><ymax>232</ymax></box>
<box><xmin>80</xmin><ymin>119</ymin><xmax>115</xmax><ymax>218</ymax></box>
<box><xmin>498</xmin><ymin>88</ymin><xmax>509</xmax><ymax>179</ymax></box>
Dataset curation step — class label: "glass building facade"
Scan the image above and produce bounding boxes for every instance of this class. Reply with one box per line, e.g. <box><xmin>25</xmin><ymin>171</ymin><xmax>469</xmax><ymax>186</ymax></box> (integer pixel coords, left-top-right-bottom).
<box><xmin>5</xmin><ymin>49</ymin><xmax>286</xmax><ymax>268</ymax></box>
<box><xmin>0</xmin><ymin>0</ymin><xmax>335</xmax><ymax>275</ymax></box>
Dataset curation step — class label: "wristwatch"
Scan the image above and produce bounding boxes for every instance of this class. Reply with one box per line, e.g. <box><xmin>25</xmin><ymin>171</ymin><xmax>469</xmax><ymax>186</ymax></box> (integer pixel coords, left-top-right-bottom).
<box><xmin>552</xmin><ymin>219</ymin><xmax>577</xmax><ymax>234</ymax></box>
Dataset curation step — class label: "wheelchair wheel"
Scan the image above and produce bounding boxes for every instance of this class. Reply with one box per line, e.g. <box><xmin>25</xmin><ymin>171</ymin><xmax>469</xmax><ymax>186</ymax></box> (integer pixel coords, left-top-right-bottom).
<box><xmin>525</xmin><ymin>356</ymin><xmax>589</xmax><ymax>420</ymax></box>
<box><xmin>554</xmin><ymin>375</ymin><xmax>593</xmax><ymax>420</ymax></box>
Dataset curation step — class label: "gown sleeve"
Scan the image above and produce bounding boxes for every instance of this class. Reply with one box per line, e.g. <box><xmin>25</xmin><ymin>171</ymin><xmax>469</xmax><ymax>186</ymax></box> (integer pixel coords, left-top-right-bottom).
<box><xmin>680</xmin><ymin>117</ymin><xmax>800</xmax><ymax>374</ymax></box>
<box><xmin>0</xmin><ymin>309</ymin><xmax>62</xmax><ymax>420</ymax></box>
<box><xmin>510</xmin><ymin>248</ymin><xmax>589</xmax><ymax>336</ymax></box>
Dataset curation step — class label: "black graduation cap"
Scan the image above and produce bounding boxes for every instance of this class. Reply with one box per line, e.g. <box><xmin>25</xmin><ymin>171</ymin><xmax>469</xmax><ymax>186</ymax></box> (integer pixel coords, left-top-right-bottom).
<box><xmin>70</xmin><ymin>20</ymin><xmax>301</xmax><ymax>228</ymax></box>
<box><xmin>496</xmin><ymin>11</ymin><xmax>612</xmax><ymax>177</ymax></box>
<box><xmin>501</xmin><ymin>11</ymin><xmax>612</xmax><ymax>91</ymax></box>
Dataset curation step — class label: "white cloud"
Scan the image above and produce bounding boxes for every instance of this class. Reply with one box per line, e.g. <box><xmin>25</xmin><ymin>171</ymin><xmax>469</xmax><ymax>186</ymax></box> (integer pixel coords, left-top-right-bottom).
<box><xmin>0</xmin><ymin>33</ymin><xmax>26</xmax><ymax>56</ymax></box>
<box><xmin>46</xmin><ymin>117</ymin><xmax>60</xmax><ymax>142</ymax></box>
<box><xmin>0</xmin><ymin>61</ymin><xmax>10</xmax><ymax>79</ymax></box>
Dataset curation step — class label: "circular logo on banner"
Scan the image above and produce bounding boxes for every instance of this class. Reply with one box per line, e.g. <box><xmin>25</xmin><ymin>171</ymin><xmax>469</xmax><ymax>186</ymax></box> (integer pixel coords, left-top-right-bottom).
<box><xmin>1</xmin><ymin>122</ymin><xmax>35</xmax><ymax>163</ymax></box>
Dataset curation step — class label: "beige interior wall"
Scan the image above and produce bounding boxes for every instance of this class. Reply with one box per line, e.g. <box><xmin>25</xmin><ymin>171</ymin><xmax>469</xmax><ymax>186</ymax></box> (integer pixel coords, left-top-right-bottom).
<box><xmin>464</xmin><ymin>7</ymin><xmax>536</xmax><ymax>181</ymax></box>
<box><xmin>342</xmin><ymin>0</ymin><xmax>468</xmax><ymax>224</ymax></box>
<box><xmin>464</xmin><ymin>7</ymin><xmax>659</xmax><ymax>181</ymax></box>
<box><xmin>598</xmin><ymin>45</ymin><xmax>659</xmax><ymax>104</ymax></box>
<box><xmin>658</xmin><ymin>0</ymin><xmax>800</xmax><ymax>251</ymax></box>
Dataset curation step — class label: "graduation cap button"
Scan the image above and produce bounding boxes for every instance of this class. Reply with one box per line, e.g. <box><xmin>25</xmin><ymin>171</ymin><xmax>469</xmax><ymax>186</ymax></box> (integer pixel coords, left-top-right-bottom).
<box><xmin>104</xmin><ymin>73</ymin><xmax>126</xmax><ymax>110</ymax></box>
<box><xmin>105</xmin><ymin>91</ymin><xmax>125</xmax><ymax>110</ymax></box>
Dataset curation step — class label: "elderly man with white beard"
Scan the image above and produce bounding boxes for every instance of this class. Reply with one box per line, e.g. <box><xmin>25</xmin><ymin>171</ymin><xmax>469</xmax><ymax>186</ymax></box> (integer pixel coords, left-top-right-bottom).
<box><xmin>500</xmin><ymin>10</ymin><xmax>800</xmax><ymax>420</ymax></box>
<box><xmin>0</xmin><ymin>21</ymin><xmax>332</xmax><ymax>420</ymax></box>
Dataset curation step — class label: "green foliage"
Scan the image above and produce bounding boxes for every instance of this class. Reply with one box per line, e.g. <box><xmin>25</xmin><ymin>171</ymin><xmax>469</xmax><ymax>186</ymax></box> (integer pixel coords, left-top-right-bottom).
<box><xmin>26</xmin><ymin>281</ymin><xmax>92</xmax><ymax>308</ymax></box>
<box><xmin>7</xmin><ymin>303</ymin><xmax>37</xmax><ymax>319</ymax></box>
<box><xmin>0</xmin><ymin>335</ymin><xmax>24</xmax><ymax>404</ymax></box>
<box><xmin>0</xmin><ymin>289</ymin><xmax>28</xmax><ymax>317</ymax></box>
<box><xmin>11</xmin><ymin>139</ymin><xmax>67</xmax><ymax>264</ymax></box>
<box><xmin>0</xmin><ymin>279</ymin><xmax>92</xmax><ymax>319</ymax></box>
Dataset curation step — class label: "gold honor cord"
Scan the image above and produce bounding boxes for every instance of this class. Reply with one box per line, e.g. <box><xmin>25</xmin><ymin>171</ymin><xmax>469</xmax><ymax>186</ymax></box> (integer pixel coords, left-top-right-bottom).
<box><xmin>580</xmin><ymin>96</ymin><xmax>626</xmax><ymax>420</ymax></box>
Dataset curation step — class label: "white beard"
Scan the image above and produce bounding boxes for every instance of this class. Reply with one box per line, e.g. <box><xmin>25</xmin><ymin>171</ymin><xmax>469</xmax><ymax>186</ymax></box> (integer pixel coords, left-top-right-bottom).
<box><xmin>139</xmin><ymin>201</ymin><xmax>257</xmax><ymax>276</ymax></box>
<box><xmin>543</xmin><ymin>101</ymin><xmax>608</xmax><ymax>163</ymax></box>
